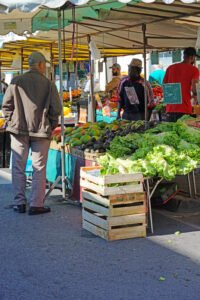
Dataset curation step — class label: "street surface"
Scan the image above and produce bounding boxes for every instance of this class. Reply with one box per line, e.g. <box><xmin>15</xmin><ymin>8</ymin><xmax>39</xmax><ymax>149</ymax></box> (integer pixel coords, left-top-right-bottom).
<box><xmin>0</xmin><ymin>169</ymin><xmax>200</xmax><ymax>300</ymax></box>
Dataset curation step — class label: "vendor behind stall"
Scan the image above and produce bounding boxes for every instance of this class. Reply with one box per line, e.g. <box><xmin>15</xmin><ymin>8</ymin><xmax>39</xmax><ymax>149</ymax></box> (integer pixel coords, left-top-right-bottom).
<box><xmin>163</xmin><ymin>47</ymin><xmax>199</xmax><ymax>122</ymax></box>
<box><xmin>105</xmin><ymin>63</ymin><xmax>121</xmax><ymax>99</ymax></box>
<box><xmin>84</xmin><ymin>73</ymin><xmax>100</xmax><ymax>93</ymax></box>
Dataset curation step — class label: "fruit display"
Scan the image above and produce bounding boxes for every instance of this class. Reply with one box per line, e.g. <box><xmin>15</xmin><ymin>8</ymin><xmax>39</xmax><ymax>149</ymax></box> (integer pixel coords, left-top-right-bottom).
<box><xmin>52</xmin><ymin>126</ymin><xmax>62</xmax><ymax>143</ymax></box>
<box><xmin>63</xmin><ymin>106</ymin><xmax>72</xmax><ymax>117</ymax></box>
<box><xmin>63</xmin><ymin>89</ymin><xmax>81</xmax><ymax>102</ymax></box>
<box><xmin>63</xmin><ymin>120</ymin><xmax>148</xmax><ymax>153</ymax></box>
<box><xmin>152</xmin><ymin>85</ymin><xmax>163</xmax><ymax>100</ymax></box>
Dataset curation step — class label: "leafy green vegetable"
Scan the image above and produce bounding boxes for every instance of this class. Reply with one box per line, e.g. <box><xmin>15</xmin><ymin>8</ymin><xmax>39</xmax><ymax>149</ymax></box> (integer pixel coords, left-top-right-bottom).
<box><xmin>175</xmin><ymin>122</ymin><xmax>200</xmax><ymax>145</ymax></box>
<box><xmin>153</xmin><ymin>132</ymin><xmax>181</xmax><ymax>149</ymax></box>
<box><xmin>108</xmin><ymin>135</ymin><xmax>137</xmax><ymax>158</ymax></box>
<box><xmin>97</xmin><ymin>118</ymin><xmax>200</xmax><ymax>180</ymax></box>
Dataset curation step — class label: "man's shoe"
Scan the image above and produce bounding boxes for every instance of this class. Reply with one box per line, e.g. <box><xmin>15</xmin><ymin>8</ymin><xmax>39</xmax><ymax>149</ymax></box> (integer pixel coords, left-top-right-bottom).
<box><xmin>13</xmin><ymin>204</ymin><xmax>26</xmax><ymax>213</ymax></box>
<box><xmin>28</xmin><ymin>206</ymin><xmax>51</xmax><ymax>215</ymax></box>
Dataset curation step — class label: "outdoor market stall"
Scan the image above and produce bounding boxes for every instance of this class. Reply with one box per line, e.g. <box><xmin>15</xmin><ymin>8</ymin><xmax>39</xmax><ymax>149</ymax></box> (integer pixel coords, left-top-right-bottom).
<box><xmin>1</xmin><ymin>0</ymin><xmax>200</xmax><ymax>234</ymax></box>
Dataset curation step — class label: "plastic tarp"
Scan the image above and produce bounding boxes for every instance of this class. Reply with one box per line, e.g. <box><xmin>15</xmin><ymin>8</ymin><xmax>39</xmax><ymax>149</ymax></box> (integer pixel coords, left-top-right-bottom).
<box><xmin>0</xmin><ymin>0</ymin><xmax>135</xmax><ymax>13</ymax></box>
<box><xmin>0</xmin><ymin>0</ymin><xmax>196</xmax><ymax>12</ymax></box>
<box><xmin>32</xmin><ymin>1</ymin><xmax>130</xmax><ymax>32</ymax></box>
<box><xmin>0</xmin><ymin>32</ymin><xmax>26</xmax><ymax>48</ymax></box>
<box><xmin>0</xmin><ymin>1</ymin><xmax>200</xmax><ymax>67</ymax></box>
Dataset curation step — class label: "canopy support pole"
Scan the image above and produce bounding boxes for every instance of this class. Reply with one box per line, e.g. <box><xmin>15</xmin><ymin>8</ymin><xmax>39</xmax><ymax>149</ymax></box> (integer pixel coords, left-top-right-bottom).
<box><xmin>21</xmin><ymin>48</ymin><xmax>23</xmax><ymax>75</ymax></box>
<box><xmin>58</xmin><ymin>9</ymin><xmax>66</xmax><ymax>199</ymax></box>
<box><xmin>45</xmin><ymin>9</ymin><xmax>79</xmax><ymax>205</ymax></box>
<box><xmin>87</xmin><ymin>35</ymin><xmax>95</xmax><ymax>123</ymax></box>
<box><xmin>0</xmin><ymin>62</ymin><xmax>2</xmax><ymax>93</ymax></box>
<box><xmin>142</xmin><ymin>24</ymin><xmax>148</xmax><ymax>122</ymax></box>
<box><xmin>50</xmin><ymin>43</ymin><xmax>54</xmax><ymax>81</ymax></box>
<box><xmin>104</xmin><ymin>57</ymin><xmax>108</xmax><ymax>84</ymax></box>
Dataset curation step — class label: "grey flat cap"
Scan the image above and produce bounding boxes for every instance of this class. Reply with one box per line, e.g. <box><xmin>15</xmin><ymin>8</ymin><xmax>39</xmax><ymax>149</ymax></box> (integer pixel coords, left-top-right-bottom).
<box><xmin>28</xmin><ymin>51</ymin><xmax>49</xmax><ymax>66</ymax></box>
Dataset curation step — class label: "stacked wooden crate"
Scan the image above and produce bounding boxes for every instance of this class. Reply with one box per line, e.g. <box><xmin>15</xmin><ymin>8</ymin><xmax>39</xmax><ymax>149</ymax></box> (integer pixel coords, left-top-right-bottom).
<box><xmin>80</xmin><ymin>166</ymin><xmax>147</xmax><ymax>241</ymax></box>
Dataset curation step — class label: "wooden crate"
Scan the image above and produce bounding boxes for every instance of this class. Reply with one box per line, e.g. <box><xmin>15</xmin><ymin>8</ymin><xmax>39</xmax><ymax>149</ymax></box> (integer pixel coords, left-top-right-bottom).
<box><xmin>84</xmin><ymin>151</ymin><xmax>105</xmax><ymax>162</ymax></box>
<box><xmin>80</xmin><ymin>166</ymin><xmax>144</xmax><ymax>196</ymax></box>
<box><xmin>82</xmin><ymin>190</ymin><xmax>147</xmax><ymax>241</ymax></box>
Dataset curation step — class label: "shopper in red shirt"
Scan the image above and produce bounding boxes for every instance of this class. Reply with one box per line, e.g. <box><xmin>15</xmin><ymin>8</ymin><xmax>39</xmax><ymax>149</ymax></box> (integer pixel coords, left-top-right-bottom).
<box><xmin>163</xmin><ymin>47</ymin><xmax>199</xmax><ymax>122</ymax></box>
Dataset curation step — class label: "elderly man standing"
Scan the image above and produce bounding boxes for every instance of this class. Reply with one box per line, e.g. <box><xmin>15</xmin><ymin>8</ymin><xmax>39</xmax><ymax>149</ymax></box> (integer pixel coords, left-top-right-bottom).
<box><xmin>2</xmin><ymin>51</ymin><xmax>62</xmax><ymax>215</ymax></box>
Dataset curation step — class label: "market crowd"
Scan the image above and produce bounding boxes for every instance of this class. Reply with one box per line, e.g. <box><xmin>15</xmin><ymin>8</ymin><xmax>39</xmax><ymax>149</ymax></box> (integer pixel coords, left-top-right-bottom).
<box><xmin>104</xmin><ymin>47</ymin><xmax>199</xmax><ymax>122</ymax></box>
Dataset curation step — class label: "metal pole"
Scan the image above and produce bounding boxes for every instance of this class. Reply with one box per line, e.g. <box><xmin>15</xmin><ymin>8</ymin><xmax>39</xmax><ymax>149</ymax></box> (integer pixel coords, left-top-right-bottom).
<box><xmin>142</xmin><ymin>24</ymin><xmax>148</xmax><ymax>122</ymax></box>
<box><xmin>104</xmin><ymin>57</ymin><xmax>108</xmax><ymax>84</ymax></box>
<box><xmin>58</xmin><ymin>9</ymin><xmax>66</xmax><ymax>199</ymax></box>
<box><xmin>87</xmin><ymin>35</ymin><xmax>95</xmax><ymax>123</ymax></box>
<box><xmin>187</xmin><ymin>173</ymin><xmax>192</xmax><ymax>198</ymax></box>
<box><xmin>192</xmin><ymin>170</ymin><xmax>197</xmax><ymax>198</ymax></box>
<box><xmin>0</xmin><ymin>62</ymin><xmax>2</xmax><ymax>93</ymax></box>
<box><xmin>146</xmin><ymin>178</ymin><xmax>154</xmax><ymax>234</ymax></box>
<box><xmin>21</xmin><ymin>48</ymin><xmax>23</xmax><ymax>75</ymax></box>
<box><xmin>50</xmin><ymin>43</ymin><xmax>54</xmax><ymax>81</ymax></box>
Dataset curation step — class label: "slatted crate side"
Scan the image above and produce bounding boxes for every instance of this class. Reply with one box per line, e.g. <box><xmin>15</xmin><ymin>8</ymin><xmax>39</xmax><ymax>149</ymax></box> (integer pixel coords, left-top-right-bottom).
<box><xmin>82</xmin><ymin>212</ymin><xmax>146</xmax><ymax>241</ymax></box>
<box><xmin>80</xmin><ymin>178</ymin><xmax>144</xmax><ymax>196</ymax></box>
<box><xmin>82</xmin><ymin>190</ymin><xmax>146</xmax><ymax>217</ymax></box>
<box><xmin>109</xmin><ymin>192</ymin><xmax>146</xmax><ymax>204</ymax></box>
<box><xmin>82</xmin><ymin>208</ymin><xmax>109</xmax><ymax>230</ymax></box>
<box><xmin>108</xmin><ymin>213</ymin><xmax>146</xmax><ymax>228</ymax></box>
<box><xmin>82</xmin><ymin>197</ymin><xmax>146</xmax><ymax>219</ymax></box>
<box><xmin>108</xmin><ymin>225</ymin><xmax>146</xmax><ymax>241</ymax></box>
<box><xmin>80</xmin><ymin>166</ymin><xmax>143</xmax><ymax>185</ymax></box>
<box><xmin>83</xmin><ymin>190</ymin><xmax>146</xmax><ymax>205</ymax></box>
<box><xmin>83</xmin><ymin>211</ymin><xmax>147</xmax><ymax>230</ymax></box>
<box><xmin>110</xmin><ymin>201</ymin><xmax>146</xmax><ymax>217</ymax></box>
<box><xmin>82</xmin><ymin>199</ymin><xmax>109</xmax><ymax>217</ymax></box>
<box><xmin>82</xmin><ymin>219</ymin><xmax>109</xmax><ymax>240</ymax></box>
<box><xmin>82</xmin><ymin>190</ymin><xmax>110</xmax><ymax>207</ymax></box>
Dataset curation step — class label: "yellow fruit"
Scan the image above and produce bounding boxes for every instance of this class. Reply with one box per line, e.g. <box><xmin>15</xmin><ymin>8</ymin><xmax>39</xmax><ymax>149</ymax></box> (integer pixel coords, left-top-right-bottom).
<box><xmin>0</xmin><ymin>118</ymin><xmax>5</xmax><ymax>128</ymax></box>
<box><xmin>63</xmin><ymin>107</ymin><xmax>71</xmax><ymax>116</ymax></box>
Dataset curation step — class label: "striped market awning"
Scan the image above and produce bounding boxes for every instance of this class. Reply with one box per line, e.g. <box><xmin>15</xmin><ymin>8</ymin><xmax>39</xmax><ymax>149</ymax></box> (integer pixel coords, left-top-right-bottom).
<box><xmin>0</xmin><ymin>0</ymin><xmax>199</xmax><ymax>13</ymax></box>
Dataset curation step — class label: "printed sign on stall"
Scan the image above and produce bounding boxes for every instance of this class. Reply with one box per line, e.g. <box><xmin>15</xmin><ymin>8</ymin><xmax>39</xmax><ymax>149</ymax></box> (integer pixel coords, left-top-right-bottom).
<box><xmin>163</xmin><ymin>83</ymin><xmax>182</xmax><ymax>104</ymax></box>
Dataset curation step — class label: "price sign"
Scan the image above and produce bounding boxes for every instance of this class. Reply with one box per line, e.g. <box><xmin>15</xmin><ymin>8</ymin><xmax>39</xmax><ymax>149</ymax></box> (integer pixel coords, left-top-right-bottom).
<box><xmin>163</xmin><ymin>83</ymin><xmax>182</xmax><ymax>104</ymax></box>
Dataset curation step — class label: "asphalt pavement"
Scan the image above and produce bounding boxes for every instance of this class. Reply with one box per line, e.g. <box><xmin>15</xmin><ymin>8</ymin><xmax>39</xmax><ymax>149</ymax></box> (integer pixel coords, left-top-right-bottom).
<box><xmin>0</xmin><ymin>169</ymin><xmax>200</xmax><ymax>300</ymax></box>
